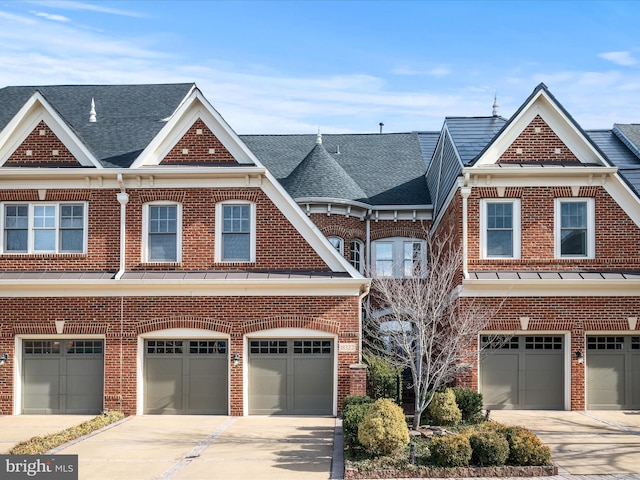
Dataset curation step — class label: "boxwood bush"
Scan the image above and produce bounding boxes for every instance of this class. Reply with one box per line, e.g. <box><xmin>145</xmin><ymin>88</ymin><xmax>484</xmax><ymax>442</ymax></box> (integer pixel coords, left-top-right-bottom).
<box><xmin>428</xmin><ymin>388</ymin><xmax>462</xmax><ymax>426</ymax></box>
<box><xmin>469</xmin><ymin>430</ymin><xmax>510</xmax><ymax>466</ymax></box>
<box><xmin>452</xmin><ymin>387</ymin><xmax>483</xmax><ymax>422</ymax></box>
<box><xmin>358</xmin><ymin>398</ymin><xmax>409</xmax><ymax>456</ymax></box>
<box><xmin>504</xmin><ymin>425</ymin><xmax>552</xmax><ymax>466</ymax></box>
<box><xmin>342</xmin><ymin>402</ymin><xmax>373</xmax><ymax>449</ymax></box>
<box><xmin>429</xmin><ymin>434</ymin><xmax>472</xmax><ymax>467</ymax></box>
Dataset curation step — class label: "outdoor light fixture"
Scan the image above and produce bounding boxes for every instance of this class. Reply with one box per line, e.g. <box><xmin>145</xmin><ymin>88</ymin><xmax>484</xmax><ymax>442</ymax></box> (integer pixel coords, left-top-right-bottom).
<box><xmin>575</xmin><ymin>350</ymin><xmax>584</xmax><ymax>364</ymax></box>
<box><xmin>0</xmin><ymin>353</ymin><xmax>8</xmax><ymax>366</ymax></box>
<box><xmin>233</xmin><ymin>353</ymin><xmax>240</xmax><ymax>367</ymax></box>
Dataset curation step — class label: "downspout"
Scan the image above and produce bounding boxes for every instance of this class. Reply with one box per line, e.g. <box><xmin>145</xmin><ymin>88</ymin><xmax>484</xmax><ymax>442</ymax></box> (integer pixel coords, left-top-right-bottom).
<box><xmin>115</xmin><ymin>173</ymin><xmax>129</xmax><ymax>280</ymax></box>
<box><xmin>461</xmin><ymin>173</ymin><xmax>471</xmax><ymax>280</ymax></box>
<box><xmin>358</xmin><ymin>283</ymin><xmax>371</xmax><ymax>363</ymax></box>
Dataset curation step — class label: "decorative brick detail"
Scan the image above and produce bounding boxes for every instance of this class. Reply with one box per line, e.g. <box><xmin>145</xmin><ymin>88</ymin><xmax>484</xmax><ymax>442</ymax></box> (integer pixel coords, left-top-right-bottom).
<box><xmin>138</xmin><ymin>191</ymin><xmax>186</xmax><ymax>203</ymax></box>
<box><xmin>161</xmin><ymin>118</ymin><xmax>238</xmax><ymax>164</ymax></box>
<box><xmin>477</xmin><ymin>187</ymin><xmax>497</xmax><ymax>198</ymax></box>
<box><xmin>370</xmin><ymin>220</ymin><xmax>429</xmax><ymax>242</ymax></box>
<box><xmin>45</xmin><ymin>190</ymin><xmax>93</xmax><ymax>201</ymax></box>
<box><xmin>136</xmin><ymin>316</ymin><xmax>233</xmax><ymax>334</ymax></box>
<box><xmin>210</xmin><ymin>189</ymin><xmax>261</xmax><ymax>203</ymax></box>
<box><xmin>498</xmin><ymin>115</ymin><xmax>579</xmax><ymax>163</ymax></box>
<box><xmin>5</xmin><ymin>120</ymin><xmax>81</xmax><ymax>167</ymax></box>
<box><xmin>241</xmin><ymin>315</ymin><xmax>340</xmax><ymax>335</ymax></box>
<box><xmin>0</xmin><ymin>190</ymin><xmax>39</xmax><ymax>201</ymax></box>
<box><xmin>349</xmin><ymin>363</ymin><xmax>367</xmax><ymax>397</ymax></box>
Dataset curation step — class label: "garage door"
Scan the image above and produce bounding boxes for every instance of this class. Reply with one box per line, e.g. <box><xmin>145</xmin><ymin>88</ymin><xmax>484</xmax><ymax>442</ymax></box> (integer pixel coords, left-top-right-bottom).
<box><xmin>587</xmin><ymin>336</ymin><xmax>640</xmax><ymax>410</ymax></box>
<box><xmin>249</xmin><ymin>339</ymin><xmax>333</xmax><ymax>415</ymax></box>
<box><xmin>22</xmin><ymin>339</ymin><xmax>104</xmax><ymax>414</ymax></box>
<box><xmin>480</xmin><ymin>335</ymin><xmax>564</xmax><ymax>410</ymax></box>
<box><xmin>144</xmin><ymin>339</ymin><xmax>228</xmax><ymax>414</ymax></box>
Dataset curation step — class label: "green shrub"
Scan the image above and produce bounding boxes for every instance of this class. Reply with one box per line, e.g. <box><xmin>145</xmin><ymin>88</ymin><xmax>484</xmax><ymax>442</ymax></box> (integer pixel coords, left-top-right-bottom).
<box><xmin>342</xmin><ymin>394</ymin><xmax>373</xmax><ymax>411</ymax></box>
<box><xmin>469</xmin><ymin>431</ymin><xmax>509</xmax><ymax>466</ymax></box>
<box><xmin>428</xmin><ymin>388</ymin><xmax>462</xmax><ymax>426</ymax></box>
<box><xmin>358</xmin><ymin>398</ymin><xmax>409</xmax><ymax>456</ymax></box>
<box><xmin>363</xmin><ymin>354</ymin><xmax>402</xmax><ymax>401</ymax></box>
<box><xmin>429</xmin><ymin>434</ymin><xmax>472</xmax><ymax>467</ymax></box>
<box><xmin>452</xmin><ymin>387</ymin><xmax>483</xmax><ymax>422</ymax></box>
<box><xmin>342</xmin><ymin>402</ymin><xmax>373</xmax><ymax>448</ymax></box>
<box><xmin>504</xmin><ymin>426</ymin><xmax>552</xmax><ymax>466</ymax></box>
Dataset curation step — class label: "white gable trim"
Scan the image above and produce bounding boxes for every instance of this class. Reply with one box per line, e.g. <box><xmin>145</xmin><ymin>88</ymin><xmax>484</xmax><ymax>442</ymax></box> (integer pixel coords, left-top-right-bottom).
<box><xmin>475</xmin><ymin>89</ymin><xmax>608</xmax><ymax>167</ymax></box>
<box><xmin>131</xmin><ymin>88</ymin><xmax>263</xmax><ymax>168</ymax></box>
<box><xmin>0</xmin><ymin>92</ymin><xmax>101</xmax><ymax>168</ymax></box>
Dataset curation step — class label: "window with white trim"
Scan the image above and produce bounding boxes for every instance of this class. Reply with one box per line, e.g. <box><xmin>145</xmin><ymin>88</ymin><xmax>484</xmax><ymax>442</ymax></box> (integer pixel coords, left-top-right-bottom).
<box><xmin>215</xmin><ymin>201</ymin><xmax>256</xmax><ymax>262</ymax></box>
<box><xmin>555</xmin><ymin>198</ymin><xmax>594</xmax><ymax>258</ymax></box>
<box><xmin>2</xmin><ymin>202</ymin><xmax>87</xmax><ymax>254</ymax></box>
<box><xmin>480</xmin><ymin>199</ymin><xmax>521</xmax><ymax>259</ymax></box>
<box><xmin>328</xmin><ymin>236</ymin><xmax>344</xmax><ymax>255</ymax></box>
<box><xmin>372</xmin><ymin>237</ymin><xmax>426</xmax><ymax>278</ymax></box>
<box><xmin>143</xmin><ymin>202</ymin><xmax>181</xmax><ymax>262</ymax></box>
<box><xmin>349</xmin><ymin>239</ymin><xmax>364</xmax><ymax>274</ymax></box>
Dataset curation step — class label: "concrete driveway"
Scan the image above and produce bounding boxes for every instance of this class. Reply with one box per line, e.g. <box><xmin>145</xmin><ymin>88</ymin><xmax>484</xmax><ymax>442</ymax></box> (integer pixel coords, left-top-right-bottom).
<box><xmin>48</xmin><ymin>415</ymin><xmax>337</xmax><ymax>480</ymax></box>
<box><xmin>491</xmin><ymin>410</ymin><xmax>640</xmax><ymax>476</ymax></box>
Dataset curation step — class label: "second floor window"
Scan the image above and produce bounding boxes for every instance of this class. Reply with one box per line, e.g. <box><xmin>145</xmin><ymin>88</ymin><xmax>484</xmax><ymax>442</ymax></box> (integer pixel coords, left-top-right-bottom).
<box><xmin>3</xmin><ymin>203</ymin><xmax>86</xmax><ymax>254</ymax></box>
<box><xmin>556</xmin><ymin>198</ymin><xmax>594</xmax><ymax>258</ymax></box>
<box><xmin>350</xmin><ymin>239</ymin><xmax>364</xmax><ymax>274</ymax></box>
<box><xmin>145</xmin><ymin>204</ymin><xmax>180</xmax><ymax>262</ymax></box>
<box><xmin>372</xmin><ymin>237</ymin><xmax>426</xmax><ymax>278</ymax></box>
<box><xmin>218</xmin><ymin>203</ymin><xmax>255</xmax><ymax>262</ymax></box>
<box><xmin>328</xmin><ymin>236</ymin><xmax>344</xmax><ymax>255</ymax></box>
<box><xmin>481</xmin><ymin>199</ymin><xmax>521</xmax><ymax>259</ymax></box>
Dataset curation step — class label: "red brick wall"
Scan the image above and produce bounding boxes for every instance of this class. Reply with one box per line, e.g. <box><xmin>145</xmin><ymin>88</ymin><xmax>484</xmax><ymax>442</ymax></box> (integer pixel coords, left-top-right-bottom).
<box><xmin>467</xmin><ymin>185</ymin><xmax>640</xmax><ymax>271</ymax></box>
<box><xmin>161</xmin><ymin>119</ymin><xmax>238</xmax><ymax>164</ymax></box>
<box><xmin>5</xmin><ymin>121</ymin><xmax>80</xmax><ymax>167</ymax></box>
<box><xmin>127</xmin><ymin>188</ymin><xmax>329</xmax><ymax>270</ymax></box>
<box><xmin>0</xmin><ymin>189</ymin><xmax>120</xmax><ymax>271</ymax></box>
<box><xmin>499</xmin><ymin>115</ymin><xmax>579</xmax><ymax>163</ymax></box>
<box><xmin>0</xmin><ymin>294</ymin><xmax>360</xmax><ymax>416</ymax></box>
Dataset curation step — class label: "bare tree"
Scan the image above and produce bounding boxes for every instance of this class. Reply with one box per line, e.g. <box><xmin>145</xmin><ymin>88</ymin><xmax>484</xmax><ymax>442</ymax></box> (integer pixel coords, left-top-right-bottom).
<box><xmin>364</xmin><ymin>228</ymin><xmax>501</xmax><ymax>429</ymax></box>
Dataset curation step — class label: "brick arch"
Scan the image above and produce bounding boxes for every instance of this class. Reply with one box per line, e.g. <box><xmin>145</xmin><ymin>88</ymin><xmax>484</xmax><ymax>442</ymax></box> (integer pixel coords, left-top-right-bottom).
<box><xmin>210</xmin><ymin>189</ymin><xmax>261</xmax><ymax>203</ymax></box>
<box><xmin>241</xmin><ymin>315</ymin><xmax>340</xmax><ymax>335</ymax></box>
<box><xmin>9</xmin><ymin>322</ymin><xmax>107</xmax><ymax>335</ymax></box>
<box><xmin>138</xmin><ymin>190</ymin><xmax>186</xmax><ymax>203</ymax></box>
<box><xmin>371</xmin><ymin>226</ymin><xmax>426</xmax><ymax>241</ymax></box>
<box><xmin>320</xmin><ymin>225</ymin><xmax>365</xmax><ymax>243</ymax></box>
<box><xmin>135</xmin><ymin>316</ymin><xmax>232</xmax><ymax>335</ymax></box>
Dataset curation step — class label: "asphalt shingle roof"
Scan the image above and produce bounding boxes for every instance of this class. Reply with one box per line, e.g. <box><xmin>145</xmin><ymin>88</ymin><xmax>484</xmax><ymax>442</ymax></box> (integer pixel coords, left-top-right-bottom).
<box><xmin>241</xmin><ymin>133</ymin><xmax>430</xmax><ymax>206</ymax></box>
<box><xmin>445</xmin><ymin>116</ymin><xmax>507</xmax><ymax>165</ymax></box>
<box><xmin>0</xmin><ymin>83</ymin><xmax>194</xmax><ymax>167</ymax></box>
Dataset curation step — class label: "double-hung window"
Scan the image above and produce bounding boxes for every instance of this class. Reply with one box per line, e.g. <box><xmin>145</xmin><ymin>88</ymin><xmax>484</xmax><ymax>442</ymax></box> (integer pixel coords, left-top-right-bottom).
<box><xmin>3</xmin><ymin>203</ymin><xmax>86</xmax><ymax>254</ymax></box>
<box><xmin>480</xmin><ymin>199</ymin><xmax>521</xmax><ymax>259</ymax></box>
<box><xmin>555</xmin><ymin>198</ymin><xmax>594</xmax><ymax>258</ymax></box>
<box><xmin>372</xmin><ymin>237</ymin><xmax>426</xmax><ymax>278</ymax></box>
<box><xmin>143</xmin><ymin>203</ymin><xmax>181</xmax><ymax>262</ymax></box>
<box><xmin>216</xmin><ymin>202</ymin><xmax>256</xmax><ymax>262</ymax></box>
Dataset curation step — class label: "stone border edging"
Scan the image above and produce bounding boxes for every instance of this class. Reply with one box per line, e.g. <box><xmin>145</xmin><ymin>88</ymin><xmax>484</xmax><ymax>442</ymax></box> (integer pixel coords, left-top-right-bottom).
<box><xmin>345</xmin><ymin>464</ymin><xmax>558</xmax><ymax>479</ymax></box>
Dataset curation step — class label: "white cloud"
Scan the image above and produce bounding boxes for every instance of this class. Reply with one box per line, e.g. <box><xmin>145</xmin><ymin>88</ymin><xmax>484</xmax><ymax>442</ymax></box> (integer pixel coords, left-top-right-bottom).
<box><xmin>25</xmin><ymin>1</ymin><xmax>147</xmax><ymax>18</ymax></box>
<box><xmin>30</xmin><ymin>10</ymin><xmax>70</xmax><ymax>22</ymax></box>
<box><xmin>391</xmin><ymin>66</ymin><xmax>452</xmax><ymax>77</ymax></box>
<box><xmin>598</xmin><ymin>51</ymin><xmax>637</xmax><ymax>66</ymax></box>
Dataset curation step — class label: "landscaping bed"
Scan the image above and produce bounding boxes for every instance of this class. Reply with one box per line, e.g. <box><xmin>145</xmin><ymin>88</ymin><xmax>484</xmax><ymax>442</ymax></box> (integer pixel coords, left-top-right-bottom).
<box><xmin>342</xmin><ymin>390</ymin><xmax>555</xmax><ymax>479</ymax></box>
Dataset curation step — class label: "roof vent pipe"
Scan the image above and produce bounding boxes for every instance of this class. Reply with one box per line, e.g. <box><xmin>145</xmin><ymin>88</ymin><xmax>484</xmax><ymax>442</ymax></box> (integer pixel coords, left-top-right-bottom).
<box><xmin>379</xmin><ymin>122</ymin><xmax>384</xmax><ymax>134</ymax></box>
<box><xmin>89</xmin><ymin>98</ymin><xmax>97</xmax><ymax>123</ymax></box>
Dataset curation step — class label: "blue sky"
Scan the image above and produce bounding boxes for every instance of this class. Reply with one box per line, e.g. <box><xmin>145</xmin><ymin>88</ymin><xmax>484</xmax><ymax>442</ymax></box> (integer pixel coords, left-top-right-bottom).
<box><xmin>1</xmin><ymin>0</ymin><xmax>639</xmax><ymax>134</ymax></box>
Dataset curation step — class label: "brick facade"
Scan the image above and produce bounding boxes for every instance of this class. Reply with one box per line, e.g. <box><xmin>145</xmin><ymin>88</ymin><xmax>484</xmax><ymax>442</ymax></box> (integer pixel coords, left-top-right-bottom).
<box><xmin>5</xmin><ymin>121</ymin><xmax>80</xmax><ymax>167</ymax></box>
<box><xmin>161</xmin><ymin>119</ymin><xmax>238</xmax><ymax>164</ymax></box>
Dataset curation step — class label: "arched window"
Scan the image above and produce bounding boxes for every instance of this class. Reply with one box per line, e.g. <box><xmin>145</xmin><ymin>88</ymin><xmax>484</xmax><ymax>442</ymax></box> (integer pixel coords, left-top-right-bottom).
<box><xmin>349</xmin><ymin>239</ymin><xmax>364</xmax><ymax>273</ymax></box>
<box><xmin>328</xmin><ymin>236</ymin><xmax>344</xmax><ymax>255</ymax></box>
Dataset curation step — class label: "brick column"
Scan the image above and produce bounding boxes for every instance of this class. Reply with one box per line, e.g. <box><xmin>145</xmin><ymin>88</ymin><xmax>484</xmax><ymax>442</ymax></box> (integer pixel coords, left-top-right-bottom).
<box><xmin>349</xmin><ymin>363</ymin><xmax>367</xmax><ymax>397</ymax></box>
<box><xmin>570</xmin><ymin>322</ymin><xmax>585</xmax><ymax>410</ymax></box>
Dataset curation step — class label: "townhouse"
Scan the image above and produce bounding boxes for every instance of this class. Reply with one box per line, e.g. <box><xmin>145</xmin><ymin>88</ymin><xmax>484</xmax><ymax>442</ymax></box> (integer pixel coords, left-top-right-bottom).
<box><xmin>0</xmin><ymin>82</ymin><xmax>638</xmax><ymax>415</ymax></box>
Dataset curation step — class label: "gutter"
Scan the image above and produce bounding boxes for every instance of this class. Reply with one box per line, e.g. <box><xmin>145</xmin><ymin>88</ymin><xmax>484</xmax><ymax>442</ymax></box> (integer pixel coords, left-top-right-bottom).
<box><xmin>115</xmin><ymin>173</ymin><xmax>129</xmax><ymax>280</ymax></box>
<box><xmin>461</xmin><ymin>173</ymin><xmax>471</xmax><ymax>280</ymax></box>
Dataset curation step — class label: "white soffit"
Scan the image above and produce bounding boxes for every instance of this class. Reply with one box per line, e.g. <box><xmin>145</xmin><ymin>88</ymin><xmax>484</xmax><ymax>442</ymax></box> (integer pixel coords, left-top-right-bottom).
<box><xmin>131</xmin><ymin>89</ymin><xmax>262</xmax><ymax>168</ymax></box>
<box><xmin>474</xmin><ymin>89</ymin><xmax>608</xmax><ymax>167</ymax></box>
<box><xmin>0</xmin><ymin>92</ymin><xmax>101</xmax><ymax>168</ymax></box>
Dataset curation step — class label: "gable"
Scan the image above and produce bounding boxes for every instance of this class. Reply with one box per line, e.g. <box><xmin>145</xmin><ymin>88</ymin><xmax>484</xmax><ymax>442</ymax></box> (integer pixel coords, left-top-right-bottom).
<box><xmin>160</xmin><ymin>118</ymin><xmax>238</xmax><ymax>165</ymax></box>
<box><xmin>4</xmin><ymin>120</ymin><xmax>81</xmax><ymax>167</ymax></box>
<box><xmin>498</xmin><ymin>115</ymin><xmax>579</xmax><ymax>164</ymax></box>
<box><xmin>475</xmin><ymin>86</ymin><xmax>608</xmax><ymax>167</ymax></box>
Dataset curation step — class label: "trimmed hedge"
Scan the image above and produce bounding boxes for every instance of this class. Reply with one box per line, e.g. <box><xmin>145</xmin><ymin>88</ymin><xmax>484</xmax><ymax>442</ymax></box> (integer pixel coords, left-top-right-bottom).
<box><xmin>504</xmin><ymin>425</ymin><xmax>552</xmax><ymax>466</ymax></box>
<box><xmin>429</xmin><ymin>434</ymin><xmax>472</xmax><ymax>467</ymax></box>
<box><xmin>428</xmin><ymin>388</ymin><xmax>462</xmax><ymax>426</ymax></box>
<box><xmin>358</xmin><ymin>399</ymin><xmax>409</xmax><ymax>456</ymax></box>
<box><xmin>451</xmin><ymin>387</ymin><xmax>483</xmax><ymax>422</ymax></box>
<box><xmin>469</xmin><ymin>431</ymin><xmax>509</xmax><ymax>466</ymax></box>
<box><xmin>343</xmin><ymin>402</ymin><xmax>373</xmax><ymax>448</ymax></box>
